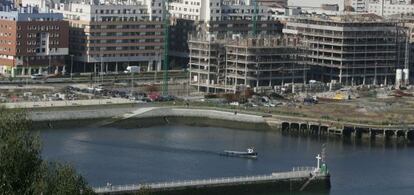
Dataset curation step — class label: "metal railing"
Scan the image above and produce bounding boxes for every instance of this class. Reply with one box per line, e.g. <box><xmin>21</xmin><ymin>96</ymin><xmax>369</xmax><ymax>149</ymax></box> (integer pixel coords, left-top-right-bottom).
<box><xmin>94</xmin><ymin>167</ymin><xmax>318</xmax><ymax>193</ymax></box>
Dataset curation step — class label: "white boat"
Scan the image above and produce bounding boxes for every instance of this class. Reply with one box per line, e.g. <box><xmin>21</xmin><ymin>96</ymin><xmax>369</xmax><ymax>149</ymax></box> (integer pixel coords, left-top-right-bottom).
<box><xmin>221</xmin><ymin>148</ymin><xmax>258</xmax><ymax>159</ymax></box>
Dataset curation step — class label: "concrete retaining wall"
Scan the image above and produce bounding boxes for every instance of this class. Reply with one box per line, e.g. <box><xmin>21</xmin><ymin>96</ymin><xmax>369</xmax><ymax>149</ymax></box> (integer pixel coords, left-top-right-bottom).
<box><xmin>132</xmin><ymin>108</ymin><xmax>265</xmax><ymax>124</ymax></box>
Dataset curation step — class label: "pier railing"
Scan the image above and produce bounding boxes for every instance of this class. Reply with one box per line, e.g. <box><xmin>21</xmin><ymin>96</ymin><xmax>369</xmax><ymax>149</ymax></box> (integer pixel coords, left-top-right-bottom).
<box><xmin>94</xmin><ymin>167</ymin><xmax>319</xmax><ymax>193</ymax></box>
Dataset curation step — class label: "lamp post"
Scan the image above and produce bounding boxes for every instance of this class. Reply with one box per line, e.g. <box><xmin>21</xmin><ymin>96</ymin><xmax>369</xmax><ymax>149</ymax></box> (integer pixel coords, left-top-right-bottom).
<box><xmin>70</xmin><ymin>54</ymin><xmax>74</xmax><ymax>80</ymax></box>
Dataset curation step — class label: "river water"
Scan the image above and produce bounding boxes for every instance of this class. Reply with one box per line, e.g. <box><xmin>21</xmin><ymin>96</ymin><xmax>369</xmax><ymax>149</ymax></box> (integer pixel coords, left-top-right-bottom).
<box><xmin>40</xmin><ymin>125</ymin><xmax>414</xmax><ymax>195</ymax></box>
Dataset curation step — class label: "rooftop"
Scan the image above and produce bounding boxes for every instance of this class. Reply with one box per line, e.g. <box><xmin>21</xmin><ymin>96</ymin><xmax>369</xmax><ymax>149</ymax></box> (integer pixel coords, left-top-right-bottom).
<box><xmin>290</xmin><ymin>13</ymin><xmax>387</xmax><ymax>23</ymax></box>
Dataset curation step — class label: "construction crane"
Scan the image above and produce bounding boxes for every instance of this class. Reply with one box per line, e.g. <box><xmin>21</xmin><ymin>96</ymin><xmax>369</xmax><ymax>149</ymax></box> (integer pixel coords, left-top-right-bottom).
<box><xmin>253</xmin><ymin>0</ymin><xmax>258</xmax><ymax>36</ymax></box>
<box><xmin>162</xmin><ymin>0</ymin><xmax>170</xmax><ymax>96</ymax></box>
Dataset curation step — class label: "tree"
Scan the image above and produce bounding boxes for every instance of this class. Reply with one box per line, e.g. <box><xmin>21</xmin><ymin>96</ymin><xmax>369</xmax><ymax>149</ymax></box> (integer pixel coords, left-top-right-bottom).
<box><xmin>222</xmin><ymin>93</ymin><xmax>238</xmax><ymax>103</ymax></box>
<box><xmin>0</xmin><ymin>107</ymin><xmax>94</xmax><ymax>194</ymax></box>
<box><xmin>135</xmin><ymin>185</ymin><xmax>152</xmax><ymax>195</ymax></box>
<box><xmin>0</xmin><ymin>108</ymin><xmax>41</xmax><ymax>194</ymax></box>
<box><xmin>35</xmin><ymin>162</ymin><xmax>94</xmax><ymax>195</ymax></box>
<box><xmin>145</xmin><ymin>84</ymin><xmax>159</xmax><ymax>93</ymax></box>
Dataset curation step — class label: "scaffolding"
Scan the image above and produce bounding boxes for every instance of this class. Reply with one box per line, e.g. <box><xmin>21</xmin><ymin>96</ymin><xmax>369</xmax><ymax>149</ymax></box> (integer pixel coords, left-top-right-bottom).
<box><xmin>188</xmin><ymin>34</ymin><xmax>307</xmax><ymax>93</ymax></box>
<box><xmin>285</xmin><ymin>14</ymin><xmax>407</xmax><ymax>86</ymax></box>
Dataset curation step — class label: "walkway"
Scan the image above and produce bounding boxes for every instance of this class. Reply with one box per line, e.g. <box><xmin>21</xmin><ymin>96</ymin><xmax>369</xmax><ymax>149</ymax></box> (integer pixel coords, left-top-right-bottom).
<box><xmin>94</xmin><ymin>167</ymin><xmax>320</xmax><ymax>194</ymax></box>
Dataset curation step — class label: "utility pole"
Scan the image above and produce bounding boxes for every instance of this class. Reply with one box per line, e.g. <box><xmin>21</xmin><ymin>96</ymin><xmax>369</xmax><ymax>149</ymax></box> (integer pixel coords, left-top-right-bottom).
<box><xmin>162</xmin><ymin>0</ymin><xmax>169</xmax><ymax>96</ymax></box>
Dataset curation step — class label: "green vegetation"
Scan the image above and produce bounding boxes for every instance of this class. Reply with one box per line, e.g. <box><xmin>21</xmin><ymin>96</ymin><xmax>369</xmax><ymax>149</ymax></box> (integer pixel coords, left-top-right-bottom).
<box><xmin>0</xmin><ymin>107</ymin><xmax>94</xmax><ymax>195</ymax></box>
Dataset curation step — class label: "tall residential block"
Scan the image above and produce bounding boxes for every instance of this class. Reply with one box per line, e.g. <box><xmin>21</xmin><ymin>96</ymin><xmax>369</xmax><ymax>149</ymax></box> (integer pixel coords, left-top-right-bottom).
<box><xmin>50</xmin><ymin>0</ymin><xmax>164</xmax><ymax>73</ymax></box>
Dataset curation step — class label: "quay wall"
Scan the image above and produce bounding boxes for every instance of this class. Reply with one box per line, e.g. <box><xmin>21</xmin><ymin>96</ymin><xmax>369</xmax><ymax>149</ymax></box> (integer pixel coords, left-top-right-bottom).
<box><xmin>110</xmin><ymin>108</ymin><xmax>269</xmax><ymax>130</ymax></box>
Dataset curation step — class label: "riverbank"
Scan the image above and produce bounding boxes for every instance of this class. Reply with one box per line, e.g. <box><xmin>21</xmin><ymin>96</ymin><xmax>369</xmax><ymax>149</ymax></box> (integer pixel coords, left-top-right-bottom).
<box><xmin>31</xmin><ymin>106</ymin><xmax>271</xmax><ymax>131</ymax></box>
<box><xmin>29</xmin><ymin>104</ymin><xmax>414</xmax><ymax>142</ymax></box>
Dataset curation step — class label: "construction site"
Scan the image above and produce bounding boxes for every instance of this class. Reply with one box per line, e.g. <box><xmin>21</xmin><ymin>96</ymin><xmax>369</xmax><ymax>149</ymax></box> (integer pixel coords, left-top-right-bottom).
<box><xmin>189</xmin><ymin>34</ymin><xmax>307</xmax><ymax>93</ymax></box>
<box><xmin>284</xmin><ymin>14</ymin><xmax>409</xmax><ymax>86</ymax></box>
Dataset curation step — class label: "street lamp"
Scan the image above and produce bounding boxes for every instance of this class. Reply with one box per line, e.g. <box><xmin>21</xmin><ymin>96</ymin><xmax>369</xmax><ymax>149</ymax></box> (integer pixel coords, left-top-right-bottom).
<box><xmin>70</xmin><ymin>54</ymin><xmax>74</xmax><ymax>80</ymax></box>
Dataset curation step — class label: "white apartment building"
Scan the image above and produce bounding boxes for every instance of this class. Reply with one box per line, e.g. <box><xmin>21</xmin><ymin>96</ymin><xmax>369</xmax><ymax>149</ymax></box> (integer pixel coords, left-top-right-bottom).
<box><xmin>368</xmin><ymin>0</ymin><xmax>414</xmax><ymax>16</ymax></box>
<box><xmin>347</xmin><ymin>0</ymin><xmax>369</xmax><ymax>12</ymax></box>
<box><xmin>168</xmin><ymin>0</ymin><xmax>273</xmax><ymax>22</ymax></box>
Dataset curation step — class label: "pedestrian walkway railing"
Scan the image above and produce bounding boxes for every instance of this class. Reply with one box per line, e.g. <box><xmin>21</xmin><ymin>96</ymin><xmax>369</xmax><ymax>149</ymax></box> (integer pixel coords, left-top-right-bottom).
<box><xmin>94</xmin><ymin>167</ymin><xmax>319</xmax><ymax>193</ymax></box>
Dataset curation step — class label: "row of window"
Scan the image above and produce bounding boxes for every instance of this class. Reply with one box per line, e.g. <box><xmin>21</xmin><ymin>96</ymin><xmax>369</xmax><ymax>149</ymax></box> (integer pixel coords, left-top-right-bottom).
<box><xmin>23</xmin><ymin>25</ymin><xmax>60</xmax><ymax>31</ymax></box>
<box><xmin>88</xmin><ymin>39</ymin><xmax>161</xmax><ymax>44</ymax></box>
<box><xmin>0</xmin><ymin>47</ymin><xmax>11</xmax><ymax>52</ymax></box>
<box><xmin>89</xmin><ymin>32</ymin><xmax>162</xmax><ymax>36</ymax></box>
<box><xmin>0</xmin><ymin>24</ymin><xmax>12</xmax><ymax>29</ymax></box>
<box><xmin>26</xmin><ymin>33</ymin><xmax>61</xmax><ymax>38</ymax></box>
<box><xmin>182</xmin><ymin>1</ymin><xmax>200</xmax><ymax>6</ymax></box>
<box><xmin>24</xmin><ymin>47</ymin><xmax>59</xmax><ymax>53</ymax></box>
<box><xmin>16</xmin><ymin>55</ymin><xmax>64</xmax><ymax>60</ymax></box>
<box><xmin>0</xmin><ymin>40</ymin><xmax>12</xmax><ymax>45</ymax></box>
<box><xmin>0</xmin><ymin>32</ymin><xmax>12</xmax><ymax>37</ymax></box>
<box><xmin>90</xmin><ymin>24</ymin><xmax>161</xmax><ymax>29</ymax></box>
<box><xmin>26</xmin><ymin>40</ymin><xmax>60</xmax><ymax>45</ymax></box>
<box><xmin>89</xmin><ymin>46</ymin><xmax>161</xmax><ymax>51</ymax></box>
<box><xmin>94</xmin><ymin>8</ymin><xmax>149</xmax><ymax>15</ymax></box>
<box><xmin>89</xmin><ymin>52</ymin><xmax>159</xmax><ymax>58</ymax></box>
<box><xmin>170</xmin><ymin>6</ymin><xmax>199</xmax><ymax>13</ymax></box>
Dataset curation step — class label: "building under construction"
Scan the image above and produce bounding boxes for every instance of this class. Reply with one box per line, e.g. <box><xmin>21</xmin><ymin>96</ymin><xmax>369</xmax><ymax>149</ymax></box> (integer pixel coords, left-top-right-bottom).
<box><xmin>189</xmin><ymin>34</ymin><xmax>306</xmax><ymax>93</ymax></box>
<box><xmin>284</xmin><ymin>14</ymin><xmax>408</xmax><ymax>86</ymax></box>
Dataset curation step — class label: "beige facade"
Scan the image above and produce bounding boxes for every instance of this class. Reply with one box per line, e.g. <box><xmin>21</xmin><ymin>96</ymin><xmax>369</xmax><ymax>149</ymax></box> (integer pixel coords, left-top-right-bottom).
<box><xmin>51</xmin><ymin>1</ymin><xmax>164</xmax><ymax>73</ymax></box>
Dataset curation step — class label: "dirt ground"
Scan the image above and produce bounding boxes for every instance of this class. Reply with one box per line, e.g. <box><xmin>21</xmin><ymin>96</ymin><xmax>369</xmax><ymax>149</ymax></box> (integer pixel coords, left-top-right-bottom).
<box><xmin>274</xmin><ymin>97</ymin><xmax>414</xmax><ymax>125</ymax></box>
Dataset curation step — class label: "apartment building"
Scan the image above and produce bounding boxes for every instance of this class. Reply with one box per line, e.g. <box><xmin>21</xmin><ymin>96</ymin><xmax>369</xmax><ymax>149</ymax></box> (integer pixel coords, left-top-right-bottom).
<box><xmin>0</xmin><ymin>5</ymin><xmax>68</xmax><ymax>77</ymax></box>
<box><xmin>284</xmin><ymin>14</ymin><xmax>407</xmax><ymax>85</ymax></box>
<box><xmin>346</xmin><ymin>0</ymin><xmax>369</xmax><ymax>12</ymax></box>
<box><xmin>49</xmin><ymin>0</ymin><xmax>165</xmax><ymax>73</ymax></box>
<box><xmin>368</xmin><ymin>0</ymin><xmax>414</xmax><ymax>16</ymax></box>
<box><xmin>189</xmin><ymin>34</ymin><xmax>305</xmax><ymax>93</ymax></box>
<box><xmin>168</xmin><ymin>0</ymin><xmax>283</xmax><ymax>69</ymax></box>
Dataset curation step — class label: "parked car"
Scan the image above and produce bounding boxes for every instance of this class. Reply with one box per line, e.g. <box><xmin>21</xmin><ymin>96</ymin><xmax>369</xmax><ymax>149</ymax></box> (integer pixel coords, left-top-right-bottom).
<box><xmin>31</xmin><ymin>74</ymin><xmax>44</xmax><ymax>80</ymax></box>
